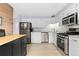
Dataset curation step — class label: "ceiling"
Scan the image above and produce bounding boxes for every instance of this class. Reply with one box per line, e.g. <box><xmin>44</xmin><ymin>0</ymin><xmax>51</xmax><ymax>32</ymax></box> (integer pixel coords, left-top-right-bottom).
<box><xmin>9</xmin><ymin>3</ymin><xmax>68</xmax><ymax>18</ymax></box>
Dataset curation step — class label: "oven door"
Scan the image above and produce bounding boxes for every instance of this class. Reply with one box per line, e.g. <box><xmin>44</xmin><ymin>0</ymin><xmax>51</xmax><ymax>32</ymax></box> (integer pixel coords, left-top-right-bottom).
<box><xmin>57</xmin><ymin>37</ymin><xmax>64</xmax><ymax>52</ymax></box>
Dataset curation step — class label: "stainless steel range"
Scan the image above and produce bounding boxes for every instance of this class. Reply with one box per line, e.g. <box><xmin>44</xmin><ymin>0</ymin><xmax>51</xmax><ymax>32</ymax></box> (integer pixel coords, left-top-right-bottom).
<box><xmin>57</xmin><ymin>33</ymin><xmax>69</xmax><ymax>55</ymax></box>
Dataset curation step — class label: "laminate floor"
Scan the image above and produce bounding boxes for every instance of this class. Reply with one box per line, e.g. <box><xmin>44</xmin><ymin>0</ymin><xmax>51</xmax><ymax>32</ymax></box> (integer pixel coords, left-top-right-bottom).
<box><xmin>27</xmin><ymin>43</ymin><xmax>62</xmax><ymax>56</ymax></box>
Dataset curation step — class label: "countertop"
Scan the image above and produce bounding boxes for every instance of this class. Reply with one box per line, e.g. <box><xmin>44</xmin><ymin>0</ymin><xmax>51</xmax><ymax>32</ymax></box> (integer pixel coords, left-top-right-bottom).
<box><xmin>0</xmin><ymin>35</ymin><xmax>26</xmax><ymax>46</ymax></box>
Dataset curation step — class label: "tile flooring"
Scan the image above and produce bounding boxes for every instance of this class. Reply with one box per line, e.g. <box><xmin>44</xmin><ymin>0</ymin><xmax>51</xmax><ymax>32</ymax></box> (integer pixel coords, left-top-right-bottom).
<box><xmin>27</xmin><ymin>43</ymin><xmax>63</xmax><ymax>56</ymax></box>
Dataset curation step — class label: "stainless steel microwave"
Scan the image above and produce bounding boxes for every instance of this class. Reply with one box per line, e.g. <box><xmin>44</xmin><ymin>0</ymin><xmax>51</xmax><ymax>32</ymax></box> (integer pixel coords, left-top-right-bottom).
<box><xmin>62</xmin><ymin>12</ymin><xmax>78</xmax><ymax>25</ymax></box>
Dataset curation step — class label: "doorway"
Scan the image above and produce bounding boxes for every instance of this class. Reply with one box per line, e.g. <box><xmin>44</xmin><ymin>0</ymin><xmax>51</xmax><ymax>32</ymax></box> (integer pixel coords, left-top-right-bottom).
<box><xmin>41</xmin><ymin>32</ymin><xmax>49</xmax><ymax>43</ymax></box>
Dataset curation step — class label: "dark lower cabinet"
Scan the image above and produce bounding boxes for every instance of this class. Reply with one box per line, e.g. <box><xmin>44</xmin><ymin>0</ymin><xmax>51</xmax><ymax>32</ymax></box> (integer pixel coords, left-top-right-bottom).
<box><xmin>21</xmin><ymin>37</ymin><xmax>27</xmax><ymax>56</ymax></box>
<box><xmin>12</xmin><ymin>39</ymin><xmax>21</xmax><ymax>56</ymax></box>
<box><xmin>0</xmin><ymin>43</ymin><xmax>12</xmax><ymax>56</ymax></box>
<box><xmin>0</xmin><ymin>37</ymin><xmax>27</xmax><ymax>56</ymax></box>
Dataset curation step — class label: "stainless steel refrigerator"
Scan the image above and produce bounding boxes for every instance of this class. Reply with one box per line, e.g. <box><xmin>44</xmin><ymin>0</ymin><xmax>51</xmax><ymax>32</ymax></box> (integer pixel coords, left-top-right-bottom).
<box><xmin>19</xmin><ymin>22</ymin><xmax>32</xmax><ymax>44</ymax></box>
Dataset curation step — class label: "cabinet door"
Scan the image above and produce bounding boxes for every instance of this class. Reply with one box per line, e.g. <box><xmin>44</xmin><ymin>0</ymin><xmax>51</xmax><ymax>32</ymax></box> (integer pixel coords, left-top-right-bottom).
<box><xmin>69</xmin><ymin>36</ymin><xmax>79</xmax><ymax>56</ymax></box>
<box><xmin>0</xmin><ymin>43</ymin><xmax>12</xmax><ymax>56</ymax></box>
<box><xmin>12</xmin><ymin>39</ymin><xmax>21</xmax><ymax>56</ymax></box>
<box><xmin>21</xmin><ymin>37</ymin><xmax>27</xmax><ymax>56</ymax></box>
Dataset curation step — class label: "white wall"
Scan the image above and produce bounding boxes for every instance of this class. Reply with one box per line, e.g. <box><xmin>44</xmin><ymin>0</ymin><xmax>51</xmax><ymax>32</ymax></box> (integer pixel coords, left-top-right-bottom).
<box><xmin>13</xmin><ymin>16</ymin><xmax>20</xmax><ymax>34</ymax></box>
<box><xmin>31</xmin><ymin>32</ymin><xmax>41</xmax><ymax>43</ymax></box>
